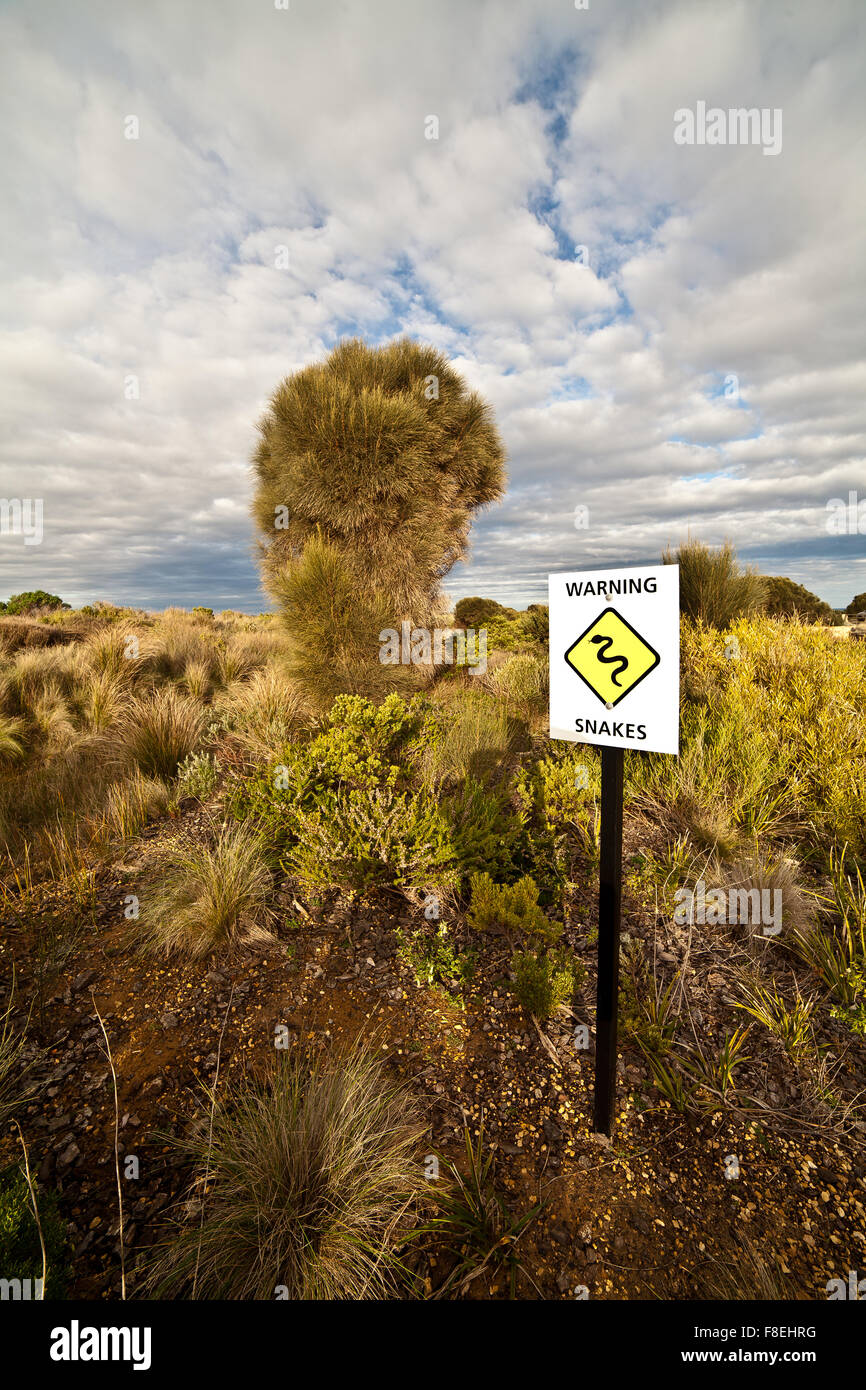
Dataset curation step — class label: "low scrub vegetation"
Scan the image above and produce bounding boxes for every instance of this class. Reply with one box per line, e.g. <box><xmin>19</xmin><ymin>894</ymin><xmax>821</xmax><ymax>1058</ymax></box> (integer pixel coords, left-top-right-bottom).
<box><xmin>1</xmin><ymin>584</ymin><xmax>864</xmax><ymax>1303</ymax></box>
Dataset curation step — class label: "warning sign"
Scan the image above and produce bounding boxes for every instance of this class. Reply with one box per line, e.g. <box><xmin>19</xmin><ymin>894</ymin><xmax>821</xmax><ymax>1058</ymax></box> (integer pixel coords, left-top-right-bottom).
<box><xmin>549</xmin><ymin>564</ymin><xmax>679</xmax><ymax>754</ymax></box>
<box><xmin>564</xmin><ymin>608</ymin><xmax>660</xmax><ymax>708</ymax></box>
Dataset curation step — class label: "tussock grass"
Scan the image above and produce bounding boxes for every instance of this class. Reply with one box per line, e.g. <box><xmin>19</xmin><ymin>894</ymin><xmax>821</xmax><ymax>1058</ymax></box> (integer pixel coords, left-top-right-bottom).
<box><xmin>99</xmin><ymin>772</ymin><xmax>171</xmax><ymax>844</ymax></box>
<box><xmin>219</xmin><ymin>668</ymin><xmax>310</xmax><ymax>758</ymax></box>
<box><xmin>487</xmin><ymin>652</ymin><xmax>548</xmax><ymax>713</ymax></box>
<box><xmin>84</xmin><ymin>669</ymin><xmax>128</xmax><ymax>732</ymax></box>
<box><xmin>180</xmin><ymin>657</ymin><xmax>212</xmax><ymax>700</ymax></box>
<box><xmin>148</xmin><ymin>1045</ymin><xmax>426</xmax><ymax>1299</ymax></box>
<box><xmin>0</xmin><ymin>714</ymin><xmax>25</xmax><ymax>765</ymax></box>
<box><xmin>711</xmin><ymin>846</ymin><xmax>815</xmax><ymax>944</ymax></box>
<box><xmin>112</xmin><ymin>686</ymin><xmax>205</xmax><ymax>779</ymax></box>
<box><xmin>135</xmin><ymin>822</ymin><xmax>274</xmax><ymax>958</ymax></box>
<box><xmin>702</xmin><ymin>1233</ymin><xmax>795</xmax><ymax>1300</ymax></box>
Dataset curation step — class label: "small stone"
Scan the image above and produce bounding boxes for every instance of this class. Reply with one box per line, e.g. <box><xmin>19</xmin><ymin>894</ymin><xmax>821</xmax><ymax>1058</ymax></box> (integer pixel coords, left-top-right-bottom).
<box><xmin>160</xmin><ymin>1013</ymin><xmax>179</xmax><ymax>1030</ymax></box>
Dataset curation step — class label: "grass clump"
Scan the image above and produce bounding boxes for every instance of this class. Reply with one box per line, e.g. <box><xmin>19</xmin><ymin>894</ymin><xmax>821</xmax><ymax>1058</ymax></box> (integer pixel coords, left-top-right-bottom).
<box><xmin>488</xmin><ymin>653</ymin><xmax>547</xmax><ymax>713</ymax></box>
<box><xmin>136</xmin><ymin>822</ymin><xmax>274</xmax><ymax>959</ymax></box>
<box><xmin>113</xmin><ymin>686</ymin><xmax>206</xmax><ymax>779</ymax></box>
<box><xmin>424</xmin><ymin>1121</ymin><xmax>542</xmax><ymax>1298</ymax></box>
<box><xmin>148</xmin><ymin>1047</ymin><xmax>426</xmax><ymax>1300</ymax></box>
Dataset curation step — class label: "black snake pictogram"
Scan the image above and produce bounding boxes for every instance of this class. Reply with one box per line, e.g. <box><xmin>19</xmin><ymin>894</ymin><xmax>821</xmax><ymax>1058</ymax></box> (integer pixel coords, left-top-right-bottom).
<box><xmin>590</xmin><ymin>634</ymin><xmax>629</xmax><ymax>687</ymax></box>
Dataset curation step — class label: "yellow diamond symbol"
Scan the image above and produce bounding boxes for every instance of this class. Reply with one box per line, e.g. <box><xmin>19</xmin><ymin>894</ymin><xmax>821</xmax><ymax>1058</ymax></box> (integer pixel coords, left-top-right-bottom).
<box><xmin>564</xmin><ymin>607</ymin><xmax>660</xmax><ymax>708</ymax></box>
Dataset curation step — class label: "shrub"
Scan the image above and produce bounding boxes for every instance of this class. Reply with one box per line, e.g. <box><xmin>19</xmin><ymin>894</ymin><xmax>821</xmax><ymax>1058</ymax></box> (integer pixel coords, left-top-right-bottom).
<box><xmin>441</xmin><ymin>779</ymin><xmax>522</xmax><ymax>883</ymax></box>
<box><xmin>763</xmin><ymin>576</ymin><xmax>836</xmax><ymax>624</ymax></box>
<box><xmin>148</xmin><ymin>1047</ymin><xmax>426</xmax><ymax>1299</ymax></box>
<box><xmin>177</xmin><ymin>751</ymin><xmax>220</xmax><ymax>801</ymax></box>
<box><xmin>0</xmin><ymin>1164</ymin><xmax>70</xmax><ymax>1298</ymax></box>
<box><xmin>191</xmin><ymin>606</ymin><xmax>214</xmax><ymax>621</ymax></box>
<box><xmin>228</xmin><ymin>694</ymin><xmax>522</xmax><ymax>892</ymax></box>
<box><xmin>284</xmin><ymin>784</ymin><xmax>458</xmax><ymax>897</ymax></box>
<box><xmin>397</xmin><ymin>923</ymin><xmax>474</xmax><ymax>992</ymax></box>
<box><xmin>135</xmin><ymin>822</ymin><xmax>274</xmax><ymax>958</ymax></box>
<box><xmin>523</xmin><ymin>604</ymin><xmax>549</xmax><ymax>642</ymax></box>
<box><xmin>2</xmin><ymin>591</ymin><xmax>68</xmax><ymax>616</ymax></box>
<box><xmin>845</xmin><ymin>593</ymin><xmax>866</xmax><ymax>617</ymax></box>
<box><xmin>663</xmin><ymin>538</ymin><xmax>766</xmax><ymax>627</ymax></box>
<box><xmin>113</xmin><ymin>687</ymin><xmax>206</xmax><ymax>779</ymax></box>
<box><xmin>484</xmin><ymin>612</ymin><xmax>530</xmax><ymax>652</ymax></box>
<box><xmin>510</xmin><ymin>947</ymin><xmax>581</xmax><ymax>1019</ymax></box>
<box><xmin>251</xmin><ymin>337</ymin><xmax>506</xmax><ymax>703</ymax></box>
<box><xmin>468</xmin><ymin>872</ymin><xmax>560</xmax><ymax>944</ymax></box>
<box><xmin>454</xmin><ymin>597</ymin><xmax>504</xmax><ymax>628</ymax></box>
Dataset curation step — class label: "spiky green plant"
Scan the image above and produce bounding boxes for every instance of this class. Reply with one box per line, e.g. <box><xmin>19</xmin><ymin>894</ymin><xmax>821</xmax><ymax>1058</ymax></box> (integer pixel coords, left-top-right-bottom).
<box><xmin>251</xmin><ymin>337</ymin><xmax>506</xmax><ymax>703</ymax></box>
<box><xmin>663</xmin><ymin>537</ymin><xmax>766</xmax><ymax>627</ymax></box>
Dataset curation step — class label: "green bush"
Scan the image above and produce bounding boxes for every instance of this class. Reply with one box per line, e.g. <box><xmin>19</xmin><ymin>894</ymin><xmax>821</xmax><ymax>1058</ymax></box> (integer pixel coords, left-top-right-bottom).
<box><xmin>523</xmin><ymin>604</ymin><xmax>549</xmax><ymax>642</ymax></box>
<box><xmin>228</xmin><ymin>694</ymin><xmax>523</xmax><ymax>894</ymax></box>
<box><xmin>177</xmin><ymin>751</ymin><xmax>220</xmax><ymax>801</ymax></box>
<box><xmin>397</xmin><ymin>923</ymin><xmax>475</xmax><ymax>993</ymax></box>
<box><xmin>846</xmin><ymin>592</ymin><xmax>866</xmax><ymax>617</ymax></box>
<box><xmin>468</xmin><ymin>872</ymin><xmax>560</xmax><ymax>944</ymax></box>
<box><xmin>0</xmin><ymin>1164</ymin><xmax>69</xmax><ymax>1298</ymax></box>
<box><xmin>663</xmin><ymin>538</ymin><xmax>765</xmax><ymax>628</ymax></box>
<box><xmin>510</xmin><ymin>947</ymin><xmax>582</xmax><ymax>1019</ymax></box>
<box><xmin>484</xmin><ymin>613</ymin><xmax>530</xmax><ymax>652</ymax></box>
<box><xmin>284</xmin><ymin>784</ymin><xmax>459</xmax><ymax>896</ymax></box>
<box><xmin>763</xmin><ymin>576</ymin><xmax>836</xmax><ymax>624</ymax></box>
<box><xmin>1</xmin><ymin>591</ymin><xmax>69</xmax><ymax>616</ymax></box>
<box><xmin>454</xmin><ymin>597</ymin><xmax>505</xmax><ymax>628</ymax></box>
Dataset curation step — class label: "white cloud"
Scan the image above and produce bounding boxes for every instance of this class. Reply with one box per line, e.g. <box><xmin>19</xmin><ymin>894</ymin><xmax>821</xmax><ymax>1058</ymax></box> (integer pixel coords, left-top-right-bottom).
<box><xmin>0</xmin><ymin>0</ymin><xmax>863</xmax><ymax>611</ymax></box>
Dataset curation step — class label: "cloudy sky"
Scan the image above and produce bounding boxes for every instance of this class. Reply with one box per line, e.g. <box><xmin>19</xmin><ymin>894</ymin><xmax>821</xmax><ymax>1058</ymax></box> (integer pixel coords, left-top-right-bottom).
<box><xmin>1</xmin><ymin>0</ymin><xmax>864</xmax><ymax>612</ymax></box>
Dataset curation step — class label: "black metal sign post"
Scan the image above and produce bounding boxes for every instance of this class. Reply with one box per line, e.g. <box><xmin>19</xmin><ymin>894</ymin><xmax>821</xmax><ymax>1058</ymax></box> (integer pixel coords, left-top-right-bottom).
<box><xmin>593</xmin><ymin>745</ymin><xmax>624</xmax><ymax>1136</ymax></box>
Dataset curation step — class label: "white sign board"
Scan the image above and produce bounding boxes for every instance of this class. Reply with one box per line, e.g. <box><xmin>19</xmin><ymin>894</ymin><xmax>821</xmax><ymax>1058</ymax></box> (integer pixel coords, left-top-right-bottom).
<box><xmin>548</xmin><ymin>564</ymin><xmax>680</xmax><ymax>755</ymax></box>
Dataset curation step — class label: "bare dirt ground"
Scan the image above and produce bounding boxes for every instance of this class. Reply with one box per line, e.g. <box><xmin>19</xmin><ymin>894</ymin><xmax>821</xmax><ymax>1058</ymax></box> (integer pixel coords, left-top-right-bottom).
<box><xmin>3</xmin><ymin>801</ymin><xmax>864</xmax><ymax>1302</ymax></box>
